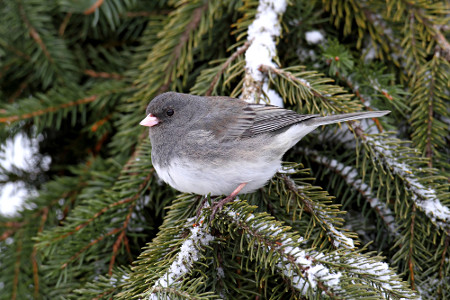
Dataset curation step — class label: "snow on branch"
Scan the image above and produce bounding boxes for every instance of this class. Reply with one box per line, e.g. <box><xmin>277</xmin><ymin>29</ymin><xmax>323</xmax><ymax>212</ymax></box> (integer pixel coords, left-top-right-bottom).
<box><xmin>305</xmin><ymin>149</ymin><xmax>400</xmax><ymax>237</ymax></box>
<box><xmin>241</xmin><ymin>0</ymin><xmax>287</xmax><ymax>106</ymax></box>
<box><xmin>280</xmin><ymin>174</ymin><xmax>356</xmax><ymax>250</ymax></box>
<box><xmin>323</xmin><ymin>253</ymin><xmax>420</xmax><ymax>299</ymax></box>
<box><xmin>224</xmin><ymin>206</ymin><xmax>343</xmax><ymax>297</ymax></box>
<box><xmin>146</xmin><ymin>216</ymin><xmax>214</xmax><ymax>299</ymax></box>
<box><xmin>364</xmin><ymin>135</ymin><xmax>450</xmax><ymax>232</ymax></box>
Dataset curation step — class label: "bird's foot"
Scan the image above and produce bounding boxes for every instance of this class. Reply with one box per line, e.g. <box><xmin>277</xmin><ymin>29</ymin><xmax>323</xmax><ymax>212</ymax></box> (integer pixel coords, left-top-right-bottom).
<box><xmin>210</xmin><ymin>182</ymin><xmax>247</xmax><ymax>220</ymax></box>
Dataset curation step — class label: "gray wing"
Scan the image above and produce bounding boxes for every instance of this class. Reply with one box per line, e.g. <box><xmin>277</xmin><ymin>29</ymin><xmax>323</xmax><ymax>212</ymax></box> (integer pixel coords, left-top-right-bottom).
<box><xmin>202</xmin><ymin>96</ymin><xmax>317</xmax><ymax>140</ymax></box>
<box><xmin>240</xmin><ymin>104</ymin><xmax>317</xmax><ymax>138</ymax></box>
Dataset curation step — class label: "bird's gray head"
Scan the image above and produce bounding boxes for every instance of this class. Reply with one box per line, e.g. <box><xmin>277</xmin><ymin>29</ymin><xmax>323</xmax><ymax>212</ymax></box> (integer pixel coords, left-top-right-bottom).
<box><xmin>140</xmin><ymin>92</ymin><xmax>207</xmax><ymax>137</ymax></box>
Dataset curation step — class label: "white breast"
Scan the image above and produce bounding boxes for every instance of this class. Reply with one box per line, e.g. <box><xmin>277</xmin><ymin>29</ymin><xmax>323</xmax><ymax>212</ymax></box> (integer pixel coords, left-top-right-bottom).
<box><xmin>153</xmin><ymin>157</ymin><xmax>281</xmax><ymax>196</ymax></box>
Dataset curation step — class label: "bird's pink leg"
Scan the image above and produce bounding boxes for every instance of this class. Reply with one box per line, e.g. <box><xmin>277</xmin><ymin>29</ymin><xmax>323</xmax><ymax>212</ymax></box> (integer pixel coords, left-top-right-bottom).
<box><xmin>211</xmin><ymin>182</ymin><xmax>247</xmax><ymax>219</ymax></box>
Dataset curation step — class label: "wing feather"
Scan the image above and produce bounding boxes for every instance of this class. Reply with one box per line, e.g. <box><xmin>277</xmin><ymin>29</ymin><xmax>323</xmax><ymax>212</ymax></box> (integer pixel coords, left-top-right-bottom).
<box><xmin>203</xmin><ymin>96</ymin><xmax>316</xmax><ymax>140</ymax></box>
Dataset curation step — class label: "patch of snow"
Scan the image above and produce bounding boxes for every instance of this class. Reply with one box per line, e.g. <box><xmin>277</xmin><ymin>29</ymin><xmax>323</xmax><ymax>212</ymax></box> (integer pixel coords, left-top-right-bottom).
<box><xmin>305</xmin><ymin>30</ymin><xmax>325</xmax><ymax>45</ymax></box>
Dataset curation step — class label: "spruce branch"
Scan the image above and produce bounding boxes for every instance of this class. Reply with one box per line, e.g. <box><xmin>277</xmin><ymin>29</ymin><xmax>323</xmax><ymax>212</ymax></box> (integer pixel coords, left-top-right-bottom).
<box><xmin>205</xmin><ymin>41</ymin><xmax>250</xmax><ymax>96</ymax></box>
<box><xmin>83</xmin><ymin>0</ymin><xmax>104</xmax><ymax>15</ymax></box>
<box><xmin>31</xmin><ymin>206</ymin><xmax>48</xmax><ymax>298</ymax></box>
<box><xmin>362</xmin><ymin>133</ymin><xmax>449</xmax><ymax>233</ymax></box>
<box><xmin>0</xmin><ymin>95</ymin><xmax>97</xmax><ymax>124</ymax></box>
<box><xmin>260</xmin><ymin>65</ymin><xmax>360</xmax><ymax>114</ymax></box>
<box><xmin>304</xmin><ymin>149</ymin><xmax>400</xmax><ymax>238</ymax></box>
<box><xmin>146</xmin><ymin>216</ymin><xmax>214</xmax><ymax>297</ymax></box>
<box><xmin>278</xmin><ymin>173</ymin><xmax>356</xmax><ymax>250</ymax></box>
<box><xmin>17</xmin><ymin>0</ymin><xmax>52</xmax><ymax>62</ymax></box>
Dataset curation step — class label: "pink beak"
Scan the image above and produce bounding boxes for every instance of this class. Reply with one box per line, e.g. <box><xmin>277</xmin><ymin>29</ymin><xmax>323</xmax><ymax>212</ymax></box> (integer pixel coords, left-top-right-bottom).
<box><xmin>140</xmin><ymin>114</ymin><xmax>159</xmax><ymax>127</ymax></box>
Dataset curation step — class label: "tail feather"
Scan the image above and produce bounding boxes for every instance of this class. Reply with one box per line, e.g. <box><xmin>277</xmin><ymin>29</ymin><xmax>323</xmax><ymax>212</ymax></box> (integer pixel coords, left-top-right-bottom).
<box><xmin>305</xmin><ymin>111</ymin><xmax>390</xmax><ymax>126</ymax></box>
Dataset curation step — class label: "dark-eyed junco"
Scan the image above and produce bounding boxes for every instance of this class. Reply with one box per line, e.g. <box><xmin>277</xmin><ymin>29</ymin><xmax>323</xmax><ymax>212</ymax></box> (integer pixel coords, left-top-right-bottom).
<box><xmin>140</xmin><ymin>92</ymin><xmax>389</xmax><ymax>212</ymax></box>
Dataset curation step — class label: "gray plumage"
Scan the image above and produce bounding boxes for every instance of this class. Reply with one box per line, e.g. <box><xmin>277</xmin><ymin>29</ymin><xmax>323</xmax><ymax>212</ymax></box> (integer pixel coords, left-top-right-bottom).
<box><xmin>141</xmin><ymin>92</ymin><xmax>389</xmax><ymax>196</ymax></box>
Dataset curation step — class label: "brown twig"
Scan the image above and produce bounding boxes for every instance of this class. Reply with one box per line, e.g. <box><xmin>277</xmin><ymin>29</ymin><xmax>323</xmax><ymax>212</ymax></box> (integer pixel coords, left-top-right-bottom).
<box><xmin>206</xmin><ymin>41</ymin><xmax>251</xmax><ymax>96</ymax></box>
<box><xmin>61</xmin><ymin>227</ymin><xmax>122</xmax><ymax>269</ymax></box>
<box><xmin>59</xmin><ymin>12</ymin><xmax>72</xmax><ymax>36</ymax></box>
<box><xmin>84</xmin><ymin>69</ymin><xmax>123</xmax><ymax>80</ymax></box>
<box><xmin>57</xmin><ymin>170</ymin><xmax>152</xmax><ymax>269</ymax></box>
<box><xmin>157</xmin><ymin>2</ymin><xmax>208</xmax><ymax>94</ymax></box>
<box><xmin>408</xmin><ymin>204</ymin><xmax>416</xmax><ymax>290</ymax></box>
<box><xmin>8</xmin><ymin>77</ymin><xmax>30</xmax><ymax>103</ymax></box>
<box><xmin>425</xmin><ymin>74</ymin><xmax>434</xmax><ymax>167</ymax></box>
<box><xmin>18</xmin><ymin>1</ymin><xmax>52</xmax><ymax>61</ymax></box>
<box><xmin>0</xmin><ymin>95</ymin><xmax>98</xmax><ymax>123</ymax></box>
<box><xmin>259</xmin><ymin>64</ymin><xmax>341</xmax><ymax>111</ymax></box>
<box><xmin>31</xmin><ymin>207</ymin><xmax>49</xmax><ymax>298</ymax></box>
<box><xmin>439</xmin><ymin>236</ymin><xmax>449</xmax><ymax>293</ymax></box>
<box><xmin>84</xmin><ymin>0</ymin><xmax>104</xmax><ymax>15</ymax></box>
<box><xmin>108</xmin><ymin>202</ymin><xmax>136</xmax><ymax>275</ymax></box>
<box><xmin>12</xmin><ymin>231</ymin><xmax>23</xmax><ymax>300</ymax></box>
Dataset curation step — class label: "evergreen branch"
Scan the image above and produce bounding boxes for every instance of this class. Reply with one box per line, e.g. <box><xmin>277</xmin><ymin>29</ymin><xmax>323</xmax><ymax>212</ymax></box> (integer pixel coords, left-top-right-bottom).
<box><xmin>279</xmin><ymin>173</ymin><xmax>355</xmax><ymax>250</ymax></box>
<box><xmin>205</xmin><ymin>41</ymin><xmax>250</xmax><ymax>96</ymax></box>
<box><xmin>149</xmin><ymin>286</ymin><xmax>218</xmax><ymax>300</ymax></box>
<box><xmin>58</xmin><ymin>12</ymin><xmax>72</xmax><ymax>36</ymax></box>
<box><xmin>147</xmin><ymin>216</ymin><xmax>214</xmax><ymax>293</ymax></box>
<box><xmin>49</xmin><ymin>171</ymin><xmax>152</xmax><ymax>244</ymax></box>
<box><xmin>362</xmin><ymin>134</ymin><xmax>450</xmax><ymax>232</ymax></box>
<box><xmin>261</xmin><ymin>65</ymin><xmax>360</xmax><ymax>114</ymax></box>
<box><xmin>0</xmin><ymin>95</ymin><xmax>97</xmax><ymax>123</ymax></box>
<box><xmin>322</xmin><ymin>253</ymin><xmax>419</xmax><ymax>299</ymax></box>
<box><xmin>84</xmin><ymin>69</ymin><xmax>123</xmax><ymax>80</ymax></box>
<box><xmin>0</xmin><ymin>222</ymin><xmax>24</xmax><ymax>241</ymax></box>
<box><xmin>109</xmin><ymin>201</ymin><xmax>136</xmax><ymax>275</ymax></box>
<box><xmin>12</xmin><ymin>230</ymin><xmax>23</xmax><ymax>300</ymax></box>
<box><xmin>18</xmin><ymin>0</ymin><xmax>52</xmax><ymax>61</ymax></box>
<box><xmin>408</xmin><ymin>203</ymin><xmax>417</xmax><ymax>290</ymax></box>
<box><xmin>61</xmin><ymin>227</ymin><xmax>123</xmax><ymax>270</ymax></box>
<box><xmin>7</xmin><ymin>76</ymin><xmax>30</xmax><ymax>103</ymax></box>
<box><xmin>84</xmin><ymin>0</ymin><xmax>104</xmax><ymax>15</ymax></box>
<box><xmin>431</xmin><ymin>24</ymin><xmax>450</xmax><ymax>61</ymax></box>
<box><xmin>439</xmin><ymin>236</ymin><xmax>449</xmax><ymax>283</ymax></box>
<box><xmin>219</xmin><ymin>203</ymin><xmax>341</xmax><ymax>297</ymax></box>
<box><xmin>219</xmin><ymin>202</ymin><xmax>416</xmax><ymax>298</ymax></box>
<box><xmin>305</xmin><ymin>149</ymin><xmax>400</xmax><ymax>237</ymax></box>
<box><xmin>397</xmin><ymin>1</ymin><xmax>450</xmax><ymax>61</ymax></box>
<box><xmin>409</xmin><ymin>53</ymin><xmax>449</xmax><ymax>167</ymax></box>
<box><xmin>31</xmin><ymin>206</ymin><xmax>48</xmax><ymax>298</ymax></box>
<box><xmin>323</xmin><ymin>57</ymin><xmax>384</xmax><ymax>132</ymax></box>
<box><xmin>158</xmin><ymin>1</ymin><xmax>209</xmax><ymax>94</ymax></box>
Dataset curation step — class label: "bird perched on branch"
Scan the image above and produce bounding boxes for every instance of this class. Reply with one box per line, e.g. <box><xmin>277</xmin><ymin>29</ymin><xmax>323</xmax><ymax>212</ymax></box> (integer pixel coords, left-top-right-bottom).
<box><xmin>140</xmin><ymin>92</ymin><xmax>389</xmax><ymax>215</ymax></box>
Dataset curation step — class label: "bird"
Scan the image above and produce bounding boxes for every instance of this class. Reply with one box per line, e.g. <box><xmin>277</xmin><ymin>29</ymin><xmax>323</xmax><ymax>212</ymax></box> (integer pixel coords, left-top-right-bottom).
<box><xmin>140</xmin><ymin>92</ymin><xmax>389</xmax><ymax>214</ymax></box>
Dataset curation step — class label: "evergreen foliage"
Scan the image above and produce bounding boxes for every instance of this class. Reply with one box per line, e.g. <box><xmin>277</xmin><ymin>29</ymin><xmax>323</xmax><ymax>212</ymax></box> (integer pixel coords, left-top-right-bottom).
<box><xmin>0</xmin><ymin>0</ymin><xmax>448</xmax><ymax>299</ymax></box>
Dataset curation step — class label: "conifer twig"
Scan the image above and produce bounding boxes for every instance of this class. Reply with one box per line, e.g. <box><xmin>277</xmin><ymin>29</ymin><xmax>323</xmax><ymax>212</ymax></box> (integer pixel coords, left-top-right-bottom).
<box><xmin>84</xmin><ymin>69</ymin><xmax>123</xmax><ymax>80</ymax></box>
<box><xmin>84</xmin><ymin>0</ymin><xmax>104</xmax><ymax>15</ymax></box>
<box><xmin>0</xmin><ymin>95</ymin><xmax>98</xmax><ymax>123</ymax></box>
<box><xmin>205</xmin><ymin>41</ymin><xmax>250</xmax><ymax>96</ymax></box>
<box><xmin>31</xmin><ymin>207</ymin><xmax>48</xmax><ymax>298</ymax></box>
<box><xmin>109</xmin><ymin>202</ymin><xmax>136</xmax><ymax>275</ymax></box>
<box><xmin>58</xmin><ymin>12</ymin><xmax>72</xmax><ymax>36</ymax></box>
<box><xmin>158</xmin><ymin>2</ymin><xmax>209</xmax><ymax>94</ymax></box>
<box><xmin>18</xmin><ymin>1</ymin><xmax>52</xmax><ymax>61</ymax></box>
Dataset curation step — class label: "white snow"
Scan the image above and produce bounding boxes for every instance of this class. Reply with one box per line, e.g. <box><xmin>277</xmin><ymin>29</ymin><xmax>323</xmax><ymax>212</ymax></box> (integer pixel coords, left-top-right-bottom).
<box><xmin>226</xmin><ymin>207</ymin><xmax>343</xmax><ymax>295</ymax></box>
<box><xmin>365</xmin><ymin>136</ymin><xmax>450</xmax><ymax>231</ymax></box>
<box><xmin>0</xmin><ymin>132</ymin><xmax>51</xmax><ymax>216</ymax></box>
<box><xmin>305</xmin><ymin>30</ymin><xmax>325</xmax><ymax>45</ymax></box>
<box><xmin>262</xmin><ymin>82</ymin><xmax>284</xmax><ymax>107</ymax></box>
<box><xmin>243</xmin><ymin>0</ymin><xmax>287</xmax><ymax>105</ymax></box>
<box><xmin>282</xmin><ymin>173</ymin><xmax>356</xmax><ymax>249</ymax></box>
<box><xmin>310</xmin><ymin>152</ymin><xmax>399</xmax><ymax>236</ymax></box>
<box><xmin>148</xmin><ymin>217</ymin><xmax>214</xmax><ymax>298</ymax></box>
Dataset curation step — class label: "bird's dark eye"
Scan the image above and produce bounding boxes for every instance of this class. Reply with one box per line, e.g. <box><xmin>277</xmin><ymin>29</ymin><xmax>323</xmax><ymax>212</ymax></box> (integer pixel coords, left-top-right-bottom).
<box><xmin>166</xmin><ymin>109</ymin><xmax>174</xmax><ymax>116</ymax></box>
